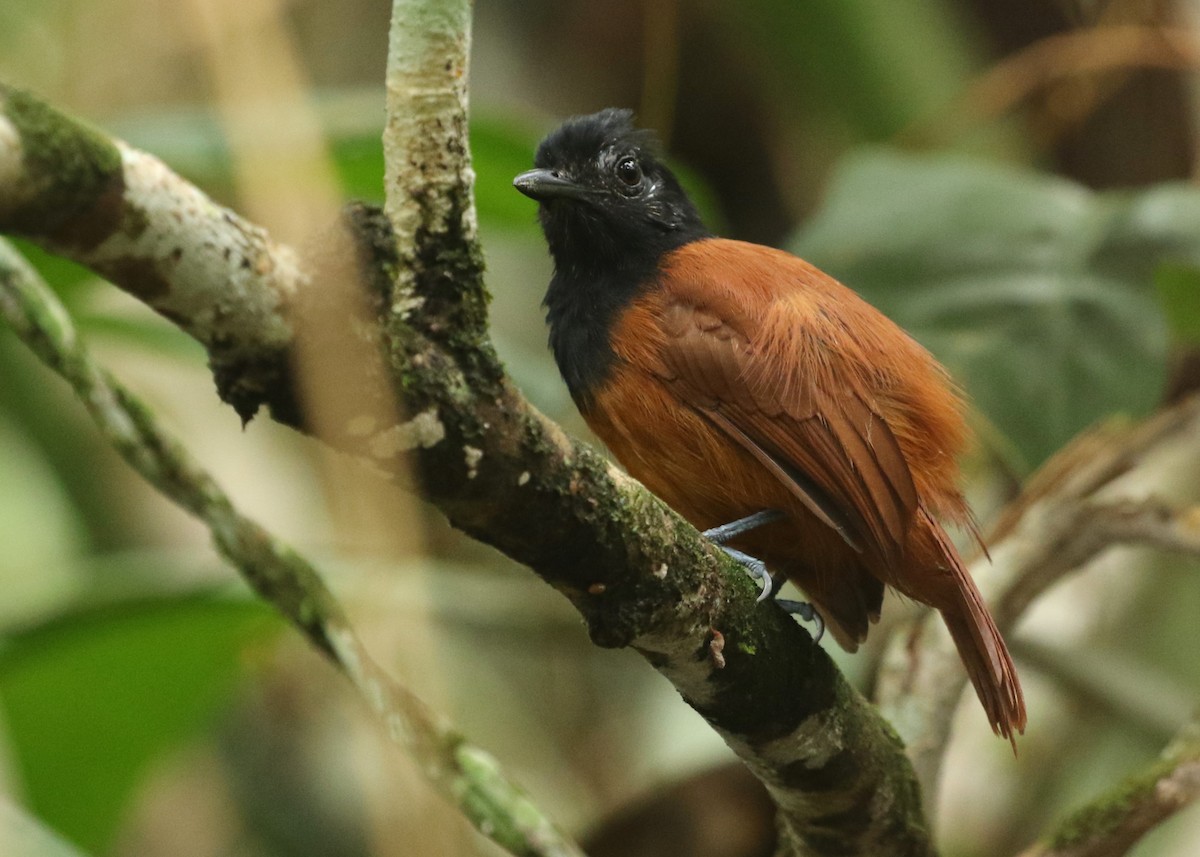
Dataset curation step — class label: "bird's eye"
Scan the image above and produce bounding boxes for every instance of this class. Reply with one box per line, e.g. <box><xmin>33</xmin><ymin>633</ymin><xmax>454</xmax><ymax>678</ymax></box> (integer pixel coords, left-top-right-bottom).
<box><xmin>615</xmin><ymin>157</ymin><xmax>642</xmax><ymax>187</ymax></box>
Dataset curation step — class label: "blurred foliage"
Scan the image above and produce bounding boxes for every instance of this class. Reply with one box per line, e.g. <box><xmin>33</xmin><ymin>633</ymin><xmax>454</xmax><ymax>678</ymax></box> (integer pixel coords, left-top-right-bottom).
<box><xmin>0</xmin><ymin>594</ymin><xmax>280</xmax><ymax>852</ymax></box>
<box><xmin>792</xmin><ymin>150</ymin><xmax>1182</xmax><ymax>474</ymax></box>
<box><xmin>1156</xmin><ymin>264</ymin><xmax>1200</xmax><ymax>347</ymax></box>
<box><xmin>715</xmin><ymin>0</ymin><xmax>979</xmax><ymax>141</ymax></box>
<box><xmin>0</xmin><ymin>0</ymin><xmax>1198</xmax><ymax>855</ymax></box>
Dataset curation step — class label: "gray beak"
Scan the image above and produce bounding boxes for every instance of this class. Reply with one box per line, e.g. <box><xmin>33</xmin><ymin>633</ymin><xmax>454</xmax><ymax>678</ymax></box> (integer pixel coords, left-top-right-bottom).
<box><xmin>513</xmin><ymin>169</ymin><xmax>591</xmax><ymax>202</ymax></box>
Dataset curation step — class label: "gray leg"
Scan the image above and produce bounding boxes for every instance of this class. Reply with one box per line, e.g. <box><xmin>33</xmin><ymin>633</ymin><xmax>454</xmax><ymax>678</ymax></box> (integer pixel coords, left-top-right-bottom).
<box><xmin>702</xmin><ymin>509</ymin><xmax>784</xmax><ymax>545</ymax></box>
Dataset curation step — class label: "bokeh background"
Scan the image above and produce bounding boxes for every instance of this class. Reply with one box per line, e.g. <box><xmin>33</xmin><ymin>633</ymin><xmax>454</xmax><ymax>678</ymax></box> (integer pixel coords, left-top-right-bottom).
<box><xmin>2</xmin><ymin>0</ymin><xmax>1200</xmax><ymax>855</ymax></box>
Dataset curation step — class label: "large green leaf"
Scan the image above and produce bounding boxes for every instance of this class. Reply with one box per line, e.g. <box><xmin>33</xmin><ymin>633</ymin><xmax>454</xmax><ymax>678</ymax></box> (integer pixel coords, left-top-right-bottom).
<box><xmin>790</xmin><ymin>150</ymin><xmax>1180</xmax><ymax>472</ymax></box>
<box><xmin>0</xmin><ymin>593</ymin><xmax>281</xmax><ymax>851</ymax></box>
<box><xmin>0</xmin><ymin>799</ymin><xmax>92</xmax><ymax>857</ymax></box>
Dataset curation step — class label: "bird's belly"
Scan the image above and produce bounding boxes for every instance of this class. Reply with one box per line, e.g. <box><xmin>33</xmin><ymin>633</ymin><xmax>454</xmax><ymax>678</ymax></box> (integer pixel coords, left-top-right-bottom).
<box><xmin>585</xmin><ymin>372</ymin><xmax>761</xmax><ymax>524</ymax></box>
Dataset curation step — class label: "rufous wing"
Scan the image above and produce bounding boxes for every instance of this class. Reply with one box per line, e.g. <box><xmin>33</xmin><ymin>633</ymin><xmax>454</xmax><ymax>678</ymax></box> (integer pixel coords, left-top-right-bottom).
<box><xmin>649</xmin><ymin>299</ymin><xmax>919</xmax><ymax>566</ymax></box>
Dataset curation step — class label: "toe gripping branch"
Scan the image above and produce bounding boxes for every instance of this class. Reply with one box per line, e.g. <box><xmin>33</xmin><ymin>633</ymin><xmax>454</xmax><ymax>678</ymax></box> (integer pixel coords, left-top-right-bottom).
<box><xmin>701</xmin><ymin>510</ymin><xmax>825</xmax><ymax>642</ymax></box>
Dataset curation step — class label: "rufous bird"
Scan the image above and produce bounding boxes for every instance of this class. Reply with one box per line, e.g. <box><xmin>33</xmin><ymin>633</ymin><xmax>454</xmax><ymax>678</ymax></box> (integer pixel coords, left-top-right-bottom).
<box><xmin>514</xmin><ymin>108</ymin><xmax>1025</xmax><ymax>743</ymax></box>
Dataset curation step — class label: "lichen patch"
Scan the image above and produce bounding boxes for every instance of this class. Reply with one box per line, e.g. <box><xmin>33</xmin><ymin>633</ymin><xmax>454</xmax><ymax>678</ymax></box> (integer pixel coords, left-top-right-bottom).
<box><xmin>463</xmin><ymin>444</ymin><xmax>483</xmax><ymax>478</ymax></box>
<box><xmin>368</xmin><ymin>408</ymin><xmax>445</xmax><ymax>458</ymax></box>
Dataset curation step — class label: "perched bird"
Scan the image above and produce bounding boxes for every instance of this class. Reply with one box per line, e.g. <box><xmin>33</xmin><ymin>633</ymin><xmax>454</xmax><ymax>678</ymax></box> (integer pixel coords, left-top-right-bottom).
<box><xmin>513</xmin><ymin>108</ymin><xmax>1026</xmax><ymax>743</ymax></box>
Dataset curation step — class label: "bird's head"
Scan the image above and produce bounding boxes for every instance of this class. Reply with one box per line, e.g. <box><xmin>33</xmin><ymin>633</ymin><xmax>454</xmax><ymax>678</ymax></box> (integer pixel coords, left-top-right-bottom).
<box><xmin>514</xmin><ymin>108</ymin><xmax>708</xmax><ymax>272</ymax></box>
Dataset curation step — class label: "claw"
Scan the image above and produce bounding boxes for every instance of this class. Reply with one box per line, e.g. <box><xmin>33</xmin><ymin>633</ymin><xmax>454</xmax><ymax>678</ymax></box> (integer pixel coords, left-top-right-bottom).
<box><xmin>717</xmin><ymin>547</ymin><xmax>774</xmax><ymax>602</ymax></box>
<box><xmin>777</xmin><ymin>599</ymin><xmax>825</xmax><ymax>643</ymax></box>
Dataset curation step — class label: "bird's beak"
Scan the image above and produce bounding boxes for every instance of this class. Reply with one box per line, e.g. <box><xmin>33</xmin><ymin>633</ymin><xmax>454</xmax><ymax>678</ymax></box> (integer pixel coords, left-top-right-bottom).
<box><xmin>513</xmin><ymin>169</ymin><xmax>591</xmax><ymax>202</ymax></box>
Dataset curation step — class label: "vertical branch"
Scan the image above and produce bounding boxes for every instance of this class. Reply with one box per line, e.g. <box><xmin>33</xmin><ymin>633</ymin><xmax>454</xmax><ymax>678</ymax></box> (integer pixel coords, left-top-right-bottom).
<box><xmin>383</xmin><ymin>0</ymin><xmax>485</xmax><ymax>342</ymax></box>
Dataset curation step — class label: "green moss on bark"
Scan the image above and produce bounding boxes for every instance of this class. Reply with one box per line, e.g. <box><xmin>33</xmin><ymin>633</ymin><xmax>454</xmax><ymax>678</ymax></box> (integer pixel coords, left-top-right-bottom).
<box><xmin>1</xmin><ymin>86</ymin><xmax>125</xmax><ymax>249</ymax></box>
<box><xmin>1047</xmin><ymin>752</ymin><xmax>1181</xmax><ymax>850</ymax></box>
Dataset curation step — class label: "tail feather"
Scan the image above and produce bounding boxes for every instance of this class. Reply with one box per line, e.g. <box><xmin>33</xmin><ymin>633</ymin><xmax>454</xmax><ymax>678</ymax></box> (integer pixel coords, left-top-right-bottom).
<box><xmin>928</xmin><ymin>517</ymin><xmax>1026</xmax><ymax>746</ymax></box>
<box><xmin>941</xmin><ymin>595</ymin><xmax>1026</xmax><ymax>747</ymax></box>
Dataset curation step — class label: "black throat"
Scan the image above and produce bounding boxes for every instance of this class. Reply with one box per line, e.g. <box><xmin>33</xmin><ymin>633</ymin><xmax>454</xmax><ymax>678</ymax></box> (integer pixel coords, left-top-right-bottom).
<box><xmin>543</xmin><ymin>218</ymin><xmax>707</xmax><ymax>411</ymax></box>
<box><xmin>524</xmin><ymin>109</ymin><xmax>711</xmax><ymax>409</ymax></box>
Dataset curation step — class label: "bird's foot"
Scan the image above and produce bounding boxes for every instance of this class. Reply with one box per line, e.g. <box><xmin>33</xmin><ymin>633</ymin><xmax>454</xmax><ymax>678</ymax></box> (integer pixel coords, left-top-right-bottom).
<box><xmin>702</xmin><ymin>509</ymin><xmax>784</xmax><ymax>545</ymax></box>
<box><xmin>716</xmin><ymin>547</ymin><xmax>775</xmax><ymax>603</ymax></box>
<box><xmin>703</xmin><ymin>512</ymin><xmax>822</xmax><ymax>638</ymax></box>
<box><xmin>777</xmin><ymin>599</ymin><xmax>825</xmax><ymax>643</ymax></box>
<box><xmin>703</xmin><ymin>511</ymin><xmax>784</xmax><ymax>603</ymax></box>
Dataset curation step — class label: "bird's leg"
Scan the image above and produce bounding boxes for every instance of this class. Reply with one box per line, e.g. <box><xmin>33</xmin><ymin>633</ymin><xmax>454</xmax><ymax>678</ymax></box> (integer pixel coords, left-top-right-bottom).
<box><xmin>702</xmin><ymin>510</ymin><xmax>785</xmax><ymax>603</ymax></box>
<box><xmin>701</xmin><ymin>510</ymin><xmax>825</xmax><ymax>639</ymax></box>
<box><xmin>776</xmin><ymin>599</ymin><xmax>825</xmax><ymax>643</ymax></box>
<box><xmin>702</xmin><ymin>509</ymin><xmax>784</xmax><ymax>544</ymax></box>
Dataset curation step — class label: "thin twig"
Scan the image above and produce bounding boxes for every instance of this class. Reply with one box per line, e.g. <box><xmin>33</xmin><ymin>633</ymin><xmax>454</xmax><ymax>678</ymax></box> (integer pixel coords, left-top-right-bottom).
<box><xmin>1013</xmin><ymin>639</ymin><xmax>1194</xmax><ymax>742</ymax></box>
<box><xmin>0</xmin><ymin>239</ymin><xmax>587</xmax><ymax>857</ymax></box>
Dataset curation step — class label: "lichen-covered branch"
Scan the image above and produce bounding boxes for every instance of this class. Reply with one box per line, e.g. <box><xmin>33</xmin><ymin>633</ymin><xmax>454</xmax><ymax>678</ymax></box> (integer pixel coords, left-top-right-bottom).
<box><xmin>876</xmin><ymin>401</ymin><xmax>1200</xmax><ymax>796</ymax></box>
<box><xmin>376</xmin><ymin>3</ymin><xmax>932</xmax><ymax>853</ymax></box>
<box><xmin>383</xmin><ymin>0</ymin><xmax>479</xmax><ymax>321</ymax></box>
<box><xmin>0</xmin><ymin>238</ymin><xmax>586</xmax><ymax>857</ymax></box>
<box><xmin>0</xmin><ymin>12</ymin><xmax>939</xmax><ymax>850</ymax></box>
<box><xmin>1016</xmin><ymin>718</ymin><xmax>1200</xmax><ymax>857</ymax></box>
<box><xmin>0</xmin><ymin>84</ymin><xmax>303</xmax><ymax>421</ymax></box>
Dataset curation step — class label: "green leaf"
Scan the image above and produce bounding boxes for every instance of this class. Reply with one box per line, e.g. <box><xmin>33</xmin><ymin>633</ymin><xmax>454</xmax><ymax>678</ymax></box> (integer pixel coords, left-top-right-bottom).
<box><xmin>0</xmin><ymin>799</ymin><xmax>92</xmax><ymax>857</ymax></box>
<box><xmin>330</xmin><ymin>133</ymin><xmax>386</xmax><ymax>203</ymax></box>
<box><xmin>0</xmin><ymin>593</ymin><xmax>281</xmax><ymax>851</ymax></box>
<box><xmin>1154</xmin><ymin>264</ymin><xmax>1200</xmax><ymax>346</ymax></box>
<box><xmin>790</xmin><ymin>150</ymin><xmax>1176</xmax><ymax>472</ymax></box>
<box><xmin>471</xmin><ymin>118</ymin><xmax>544</xmax><ymax>230</ymax></box>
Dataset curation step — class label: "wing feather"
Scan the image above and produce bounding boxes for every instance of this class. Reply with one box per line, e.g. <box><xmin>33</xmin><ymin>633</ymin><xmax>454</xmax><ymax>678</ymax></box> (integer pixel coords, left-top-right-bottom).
<box><xmin>651</xmin><ymin>294</ymin><xmax>918</xmax><ymax>562</ymax></box>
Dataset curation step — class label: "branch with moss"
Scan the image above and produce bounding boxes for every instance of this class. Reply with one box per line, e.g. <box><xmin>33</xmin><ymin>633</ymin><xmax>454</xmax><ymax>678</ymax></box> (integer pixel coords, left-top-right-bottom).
<box><xmin>0</xmin><ymin>12</ymin><xmax>937</xmax><ymax>857</ymax></box>
<box><xmin>0</xmin><ymin>86</ymin><xmax>303</xmax><ymax>421</ymax></box>
<box><xmin>0</xmin><ymin>237</ymin><xmax>586</xmax><ymax>857</ymax></box>
<box><xmin>1016</xmin><ymin>717</ymin><xmax>1200</xmax><ymax>857</ymax></box>
<box><xmin>877</xmin><ymin>400</ymin><xmax>1200</xmax><ymax>799</ymax></box>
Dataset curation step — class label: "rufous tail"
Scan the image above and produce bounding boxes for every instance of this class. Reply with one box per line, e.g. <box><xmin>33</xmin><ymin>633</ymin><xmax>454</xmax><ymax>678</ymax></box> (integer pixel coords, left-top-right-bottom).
<box><xmin>936</xmin><ymin>548</ymin><xmax>1026</xmax><ymax>748</ymax></box>
<box><xmin>915</xmin><ymin>506</ymin><xmax>1026</xmax><ymax>747</ymax></box>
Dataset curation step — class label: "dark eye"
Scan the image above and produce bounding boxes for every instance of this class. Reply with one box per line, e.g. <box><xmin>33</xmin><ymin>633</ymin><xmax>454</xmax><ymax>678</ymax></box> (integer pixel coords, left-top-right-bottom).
<box><xmin>616</xmin><ymin>156</ymin><xmax>642</xmax><ymax>187</ymax></box>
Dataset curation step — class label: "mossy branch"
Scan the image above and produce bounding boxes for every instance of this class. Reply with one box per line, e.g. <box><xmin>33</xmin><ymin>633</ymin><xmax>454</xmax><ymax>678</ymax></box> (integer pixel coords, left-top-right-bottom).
<box><xmin>1016</xmin><ymin>717</ymin><xmax>1200</xmax><ymax>857</ymax></box>
<box><xmin>0</xmin><ymin>2</ymin><xmax>945</xmax><ymax>850</ymax></box>
<box><xmin>0</xmin><ymin>238</ymin><xmax>585</xmax><ymax>857</ymax></box>
<box><xmin>0</xmin><ymin>81</ymin><xmax>938</xmax><ymax>857</ymax></box>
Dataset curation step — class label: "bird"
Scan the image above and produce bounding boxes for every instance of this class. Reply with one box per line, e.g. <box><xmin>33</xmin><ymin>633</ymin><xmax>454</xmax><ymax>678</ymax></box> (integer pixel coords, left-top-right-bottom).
<box><xmin>513</xmin><ymin>108</ymin><xmax>1026</xmax><ymax>744</ymax></box>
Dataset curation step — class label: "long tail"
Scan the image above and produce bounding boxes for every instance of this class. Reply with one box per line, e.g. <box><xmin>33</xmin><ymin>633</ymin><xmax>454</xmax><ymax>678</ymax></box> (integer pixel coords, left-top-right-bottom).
<box><xmin>925</xmin><ymin>511</ymin><xmax>1027</xmax><ymax>746</ymax></box>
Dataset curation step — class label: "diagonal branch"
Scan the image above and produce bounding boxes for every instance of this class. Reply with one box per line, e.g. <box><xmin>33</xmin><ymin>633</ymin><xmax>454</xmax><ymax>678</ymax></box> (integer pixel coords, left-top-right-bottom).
<box><xmin>0</xmin><ymin>85</ymin><xmax>302</xmax><ymax>422</ymax></box>
<box><xmin>0</xmin><ymin>71</ymin><xmax>936</xmax><ymax>857</ymax></box>
<box><xmin>0</xmin><ymin>238</ymin><xmax>586</xmax><ymax>857</ymax></box>
<box><xmin>1015</xmin><ymin>716</ymin><xmax>1200</xmax><ymax>857</ymax></box>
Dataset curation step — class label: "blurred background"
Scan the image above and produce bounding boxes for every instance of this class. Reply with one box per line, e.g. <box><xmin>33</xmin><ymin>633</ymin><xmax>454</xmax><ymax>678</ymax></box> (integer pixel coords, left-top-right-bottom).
<box><xmin>2</xmin><ymin>0</ymin><xmax>1200</xmax><ymax>855</ymax></box>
